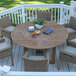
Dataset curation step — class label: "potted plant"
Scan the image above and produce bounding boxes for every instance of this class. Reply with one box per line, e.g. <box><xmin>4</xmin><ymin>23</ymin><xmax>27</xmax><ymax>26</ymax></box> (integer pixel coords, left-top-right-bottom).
<box><xmin>32</xmin><ymin>18</ymin><xmax>45</xmax><ymax>29</ymax></box>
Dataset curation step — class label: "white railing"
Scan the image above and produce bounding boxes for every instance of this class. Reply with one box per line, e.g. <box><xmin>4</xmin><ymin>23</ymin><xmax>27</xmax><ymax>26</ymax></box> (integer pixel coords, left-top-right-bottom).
<box><xmin>62</xmin><ymin>4</ymin><xmax>70</xmax><ymax>24</ymax></box>
<box><xmin>73</xmin><ymin>1</ymin><xmax>76</xmax><ymax>17</ymax></box>
<box><xmin>24</xmin><ymin>4</ymin><xmax>61</xmax><ymax>23</ymax></box>
<box><xmin>0</xmin><ymin>1</ymin><xmax>75</xmax><ymax>24</ymax></box>
<box><xmin>0</xmin><ymin>5</ymin><xmax>23</xmax><ymax>24</ymax></box>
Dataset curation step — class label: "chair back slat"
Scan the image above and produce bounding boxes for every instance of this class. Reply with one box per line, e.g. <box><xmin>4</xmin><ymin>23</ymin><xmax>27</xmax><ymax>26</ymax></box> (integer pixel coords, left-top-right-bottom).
<box><xmin>0</xmin><ymin>16</ymin><xmax>11</xmax><ymax>28</ymax></box>
<box><xmin>37</xmin><ymin>11</ymin><xmax>51</xmax><ymax>21</ymax></box>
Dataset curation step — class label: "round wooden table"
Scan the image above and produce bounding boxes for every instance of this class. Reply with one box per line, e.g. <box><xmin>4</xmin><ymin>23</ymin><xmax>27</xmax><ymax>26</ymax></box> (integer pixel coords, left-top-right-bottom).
<box><xmin>11</xmin><ymin>21</ymin><xmax>68</xmax><ymax>64</ymax></box>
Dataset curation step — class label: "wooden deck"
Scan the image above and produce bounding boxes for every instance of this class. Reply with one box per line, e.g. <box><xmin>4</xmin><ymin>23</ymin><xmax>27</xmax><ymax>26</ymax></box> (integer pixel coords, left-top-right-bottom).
<box><xmin>0</xmin><ymin>39</ymin><xmax>76</xmax><ymax>72</ymax></box>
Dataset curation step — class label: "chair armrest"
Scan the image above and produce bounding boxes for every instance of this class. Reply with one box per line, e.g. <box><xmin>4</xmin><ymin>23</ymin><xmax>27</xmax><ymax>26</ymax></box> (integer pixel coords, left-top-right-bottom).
<box><xmin>0</xmin><ymin>38</ymin><xmax>5</xmax><ymax>43</ymax></box>
<box><xmin>62</xmin><ymin>23</ymin><xmax>70</xmax><ymax>28</ymax></box>
<box><xmin>67</xmin><ymin>41</ymin><xmax>76</xmax><ymax>48</ymax></box>
<box><xmin>68</xmin><ymin>30</ymin><xmax>76</xmax><ymax>40</ymax></box>
<box><xmin>1</xmin><ymin>28</ymin><xmax>11</xmax><ymax>39</ymax></box>
<box><xmin>60</xmin><ymin>50</ymin><xmax>75</xmax><ymax>58</ymax></box>
<box><xmin>0</xmin><ymin>46</ymin><xmax>12</xmax><ymax>53</ymax></box>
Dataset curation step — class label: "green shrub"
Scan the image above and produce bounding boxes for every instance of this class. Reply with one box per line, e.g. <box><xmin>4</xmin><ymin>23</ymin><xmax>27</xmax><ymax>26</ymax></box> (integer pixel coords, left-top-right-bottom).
<box><xmin>32</xmin><ymin>18</ymin><xmax>45</xmax><ymax>25</ymax></box>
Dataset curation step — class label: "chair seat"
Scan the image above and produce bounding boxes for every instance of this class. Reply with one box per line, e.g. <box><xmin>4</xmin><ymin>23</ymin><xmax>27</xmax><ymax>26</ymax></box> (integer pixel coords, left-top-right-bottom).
<box><xmin>5</xmin><ymin>26</ymin><xmax>15</xmax><ymax>32</ymax></box>
<box><xmin>0</xmin><ymin>42</ymin><xmax>9</xmax><ymax>51</ymax></box>
<box><xmin>66</xmin><ymin>28</ymin><xmax>74</xmax><ymax>32</ymax></box>
<box><xmin>29</xmin><ymin>55</ymin><xmax>46</xmax><ymax>60</ymax></box>
<box><xmin>63</xmin><ymin>46</ymin><xmax>76</xmax><ymax>55</ymax></box>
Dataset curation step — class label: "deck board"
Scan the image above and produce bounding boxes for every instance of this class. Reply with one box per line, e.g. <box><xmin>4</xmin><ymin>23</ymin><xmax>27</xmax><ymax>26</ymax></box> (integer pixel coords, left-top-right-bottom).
<box><xmin>0</xmin><ymin>39</ymin><xmax>76</xmax><ymax>72</ymax></box>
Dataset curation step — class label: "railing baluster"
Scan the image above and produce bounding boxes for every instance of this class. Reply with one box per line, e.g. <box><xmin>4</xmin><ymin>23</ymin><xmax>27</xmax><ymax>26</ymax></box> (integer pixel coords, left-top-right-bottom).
<box><xmin>65</xmin><ymin>9</ymin><xmax>67</xmax><ymax>23</ymax></box>
<box><xmin>12</xmin><ymin>13</ymin><xmax>14</xmax><ymax>23</ymax></box>
<box><xmin>20</xmin><ymin>10</ymin><xmax>22</xmax><ymax>24</ymax></box>
<box><xmin>14</xmin><ymin>11</ymin><xmax>17</xmax><ymax>23</ymax></box>
<box><xmin>64</xmin><ymin>9</ymin><xmax>66</xmax><ymax>23</ymax></box>
<box><xmin>35</xmin><ymin>8</ymin><xmax>37</xmax><ymax>19</ymax></box>
<box><xmin>54</xmin><ymin>8</ymin><xmax>56</xmax><ymax>22</ymax></box>
<box><xmin>57</xmin><ymin>8</ymin><xmax>59</xmax><ymax>23</ymax></box>
<box><xmin>17</xmin><ymin>11</ymin><xmax>19</xmax><ymax>24</ymax></box>
<box><xmin>9</xmin><ymin>13</ymin><xmax>10</xmax><ymax>17</ymax></box>
<box><xmin>51</xmin><ymin>8</ymin><xmax>53</xmax><ymax>22</ymax></box>
<box><xmin>45</xmin><ymin>8</ymin><xmax>46</xmax><ymax>12</ymax></box>
<box><xmin>66</xmin><ymin>9</ymin><xmax>68</xmax><ymax>23</ymax></box>
<box><xmin>42</xmin><ymin>8</ymin><xmax>43</xmax><ymax>11</ymax></box>
<box><xmin>32</xmin><ymin>8</ymin><xmax>34</xmax><ymax>20</ymax></box>
<box><xmin>26</xmin><ymin>8</ymin><xmax>27</xmax><ymax>22</ymax></box>
<box><xmin>29</xmin><ymin>8</ymin><xmax>30</xmax><ymax>21</ymax></box>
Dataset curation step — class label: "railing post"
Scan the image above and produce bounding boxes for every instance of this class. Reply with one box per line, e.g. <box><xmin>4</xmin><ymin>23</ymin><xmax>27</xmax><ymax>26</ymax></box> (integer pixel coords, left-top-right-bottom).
<box><xmin>21</xmin><ymin>2</ymin><xmax>25</xmax><ymax>23</ymax></box>
<box><xmin>70</xmin><ymin>0</ymin><xmax>75</xmax><ymax>17</ymax></box>
<box><xmin>60</xmin><ymin>1</ymin><xmax>64</xmax><ymax>24</ymax></box>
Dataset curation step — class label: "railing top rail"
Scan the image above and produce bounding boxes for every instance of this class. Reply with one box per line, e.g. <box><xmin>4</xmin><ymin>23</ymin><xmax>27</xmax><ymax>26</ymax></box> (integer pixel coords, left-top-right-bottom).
<box><xmin>24</xmin><ymin>4</ymin><xmax>60</xmax><ymax>6</ymax></box>
<box><xmin>0</xmin><ymin>5</ymin><xmax>22</xmax><ymax>15</ymax></box>
<box><xmin>24</xmin><ymin>4</ymin><xmax>61</xmax><ymax>8</ymax></box>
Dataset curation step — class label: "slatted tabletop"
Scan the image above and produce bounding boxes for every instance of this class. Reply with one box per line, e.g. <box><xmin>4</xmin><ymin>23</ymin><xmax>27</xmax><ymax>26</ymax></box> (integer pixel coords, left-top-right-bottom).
<box><xmin>11</xmin><ymin>21</ymin><xmax>68</xmax><ymax>49</ymax></box>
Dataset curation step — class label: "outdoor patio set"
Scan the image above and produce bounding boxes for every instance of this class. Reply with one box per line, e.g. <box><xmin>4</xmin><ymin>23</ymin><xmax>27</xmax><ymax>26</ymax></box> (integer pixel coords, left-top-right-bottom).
<box><xmin>0</xmin><ymin>11</ymin><xmax>76</xmax><ymax>72</ymax></box>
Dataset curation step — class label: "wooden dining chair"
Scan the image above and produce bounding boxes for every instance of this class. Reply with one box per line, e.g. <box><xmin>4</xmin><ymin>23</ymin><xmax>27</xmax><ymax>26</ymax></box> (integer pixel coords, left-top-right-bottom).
<box><xmin>0</xmin><ymin>16</ymin><xmax>17</xmax><ymax>46</ymax></box>
<box><xmin>0</xmin><ymin>38</ymin><xmax>14</xmax><ymax>66</ymax></box>
<box><xmin>37</xmin><ymin>11</ymin><xmax>51</xmax><ymax>21</ymax></box>
<box><xmin>23</xmin><ymin>49</ymin><xmax>49</xmax><ymax>72</ymax></box>
<box><xmin>62</xmin><ymin>16</ymin><xmax>76</xmax><ymax>40</ymax></box>
<box><xmin>58</xmin><ymin>40</ymin><xmax>76</xmax><ymax>70</ymax></box>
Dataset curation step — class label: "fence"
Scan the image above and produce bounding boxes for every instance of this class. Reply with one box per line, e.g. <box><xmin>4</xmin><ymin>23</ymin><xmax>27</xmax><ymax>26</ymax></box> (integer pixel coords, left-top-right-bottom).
<box><xmin>0</xmin><ymin>1</ymin><xmax>76</xmax><ymax>24</ymax></box>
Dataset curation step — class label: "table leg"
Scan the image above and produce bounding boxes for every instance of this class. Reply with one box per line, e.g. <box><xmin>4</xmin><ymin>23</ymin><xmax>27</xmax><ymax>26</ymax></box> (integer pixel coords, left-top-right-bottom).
<box><xmin>50</xmin><ymin>47</ymin><xmax>56</xmax><ymax>64</ymax></box>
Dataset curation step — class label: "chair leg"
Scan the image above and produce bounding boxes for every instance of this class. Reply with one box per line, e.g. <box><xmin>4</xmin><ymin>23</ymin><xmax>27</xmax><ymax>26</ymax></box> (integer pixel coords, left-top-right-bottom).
<box><xmin>74</xmin><ymin>64</ymin><xmax>76</xmax><ymax>72</ymax></box>
<box><xmin>10</xmin><ymin>55</ymin><xmax>14</xmax><ymax>66</ymax></box>
<box><xmin>58</xmin><ymin>59</ymin><xmax>61</xmax><ymax>70</ymax></box>
<box><xmin>24</xmin><ymin>47</ymin><xmax>27</xmax><ymax>53</ymax></box>
<box><xmin>1</xmin><ymin>35</ymin><xmax>3</xmax><ymax>38</ymax></box>
<box><xmin>10</xmin><ymin>39</ymin><xmax>12</xmax><ymax>47</ymax></box>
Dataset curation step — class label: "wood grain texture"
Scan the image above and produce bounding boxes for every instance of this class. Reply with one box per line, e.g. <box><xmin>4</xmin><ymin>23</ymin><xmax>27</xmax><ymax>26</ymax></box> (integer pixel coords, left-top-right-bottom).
<box><xmin>11</xmin><ymin>21</ymin><xmax>68</xmax><ymax>49</ymax></box>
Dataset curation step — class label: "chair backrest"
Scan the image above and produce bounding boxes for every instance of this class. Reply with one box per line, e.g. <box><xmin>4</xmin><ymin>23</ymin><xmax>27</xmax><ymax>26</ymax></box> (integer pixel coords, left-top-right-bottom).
<box><xmin>0</xmin><ymin>38</ymin><xmax>5</xmax><ymax>43</ymax></box>
<box><xmin>69</xmin><ymin>16</ymin><xmax>76</xmax><ymax>30</ymax></box>
<box><xmin>68</xmin><ymin>40</ymin><xmax>76</xmax><ymax>48</ymax></box>
<box><xmin>37</xmin><ymin>11</ymin><xmax>51</xmax><ymax>21</ymax></box>
<box><xmin>0</xmin><ymin>16</ymin><xmax>11</xmax><ymax>28</ymax></box>
<box><xmin>23</xmin><ymin>57</ymin><xmax>48</xmax><ymax>72</ymax></box>
<box><xmin>23</xmin><ymin>50</ymin><xmax>49</xmax><ymax>72</ymax></box>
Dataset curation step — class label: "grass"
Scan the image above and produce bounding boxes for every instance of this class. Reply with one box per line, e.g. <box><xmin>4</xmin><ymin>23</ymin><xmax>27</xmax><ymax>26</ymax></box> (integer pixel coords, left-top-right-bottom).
<box><xmin>0</xmin><ymin>0</ymin><xmax>72</xmax><ymax>9</ymax></box>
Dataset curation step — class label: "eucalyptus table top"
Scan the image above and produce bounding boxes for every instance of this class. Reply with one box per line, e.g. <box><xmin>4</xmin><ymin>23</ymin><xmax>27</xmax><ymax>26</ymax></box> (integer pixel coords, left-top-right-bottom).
<box><xmin>11</xmin><ymin>21</ymin><xmax>68</xmax><ymax>49</ymax></box>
